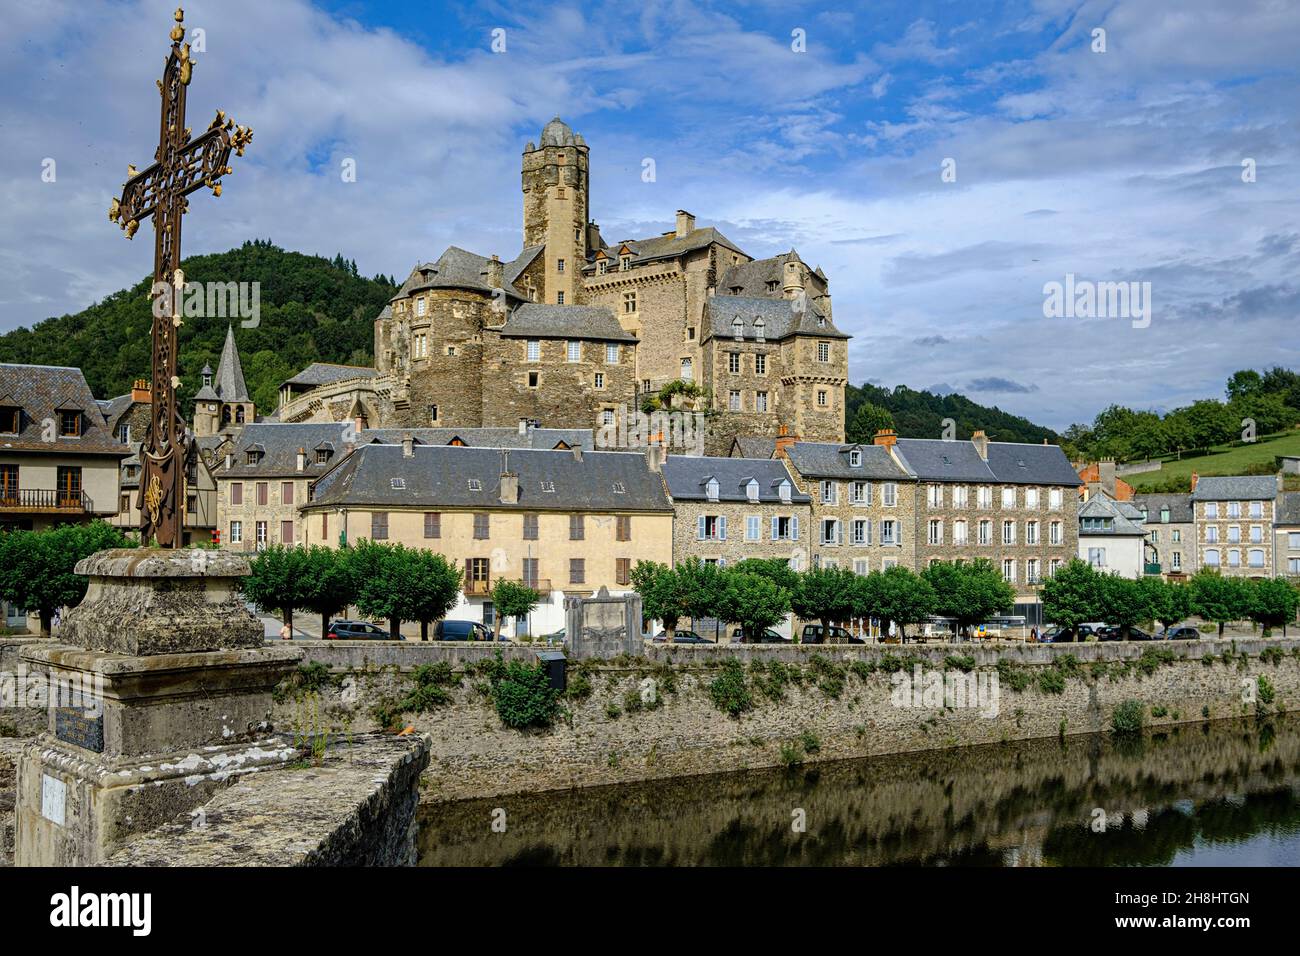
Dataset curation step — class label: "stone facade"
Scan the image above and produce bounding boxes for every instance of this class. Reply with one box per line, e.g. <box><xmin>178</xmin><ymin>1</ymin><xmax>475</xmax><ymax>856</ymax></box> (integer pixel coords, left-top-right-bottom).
<box><xmin>1192</xmin><ymin>475</ymin><xmax>1279</xmax><ymax>577</ymax></box>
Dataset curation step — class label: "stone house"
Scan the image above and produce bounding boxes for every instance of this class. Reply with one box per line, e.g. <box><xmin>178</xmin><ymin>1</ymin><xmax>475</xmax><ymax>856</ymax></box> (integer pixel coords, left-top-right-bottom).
<box><xmin>660</xmin><ymin>455</ymin><xmax>812</xmax><ymax>571</ymax></box>
<box><xmin>1191</xmin><ymin>475</ymin><xmax>1278</xmax><ymax>577</ymax></box>
<box><xmin>274</xmin><ymin>117</ymin><xmax>848</xmax><ymax>452</ymax></box>
<box><xmin>779</xmin><ymin>436</ymin><xmax>916</xmax><ymax>575</ymax></box>
<box><xmin>212</xmin><ymin>422</ymin><xmax>355</xmax><ymax>551</ymax></box>
<box><xmin>0</xmin><ymin>363</ymin><xmax>129</xmax><ymax>534</ymax></box>
<box><xmin>1076</xmin><ymin>492</ymin><xmax>1149</xmax><ymax>579</ymax></box>
<box><xmin>1131</xmin><ymin>493</ymin><xmax>1197</xmax><ymax>577</ymax></box>
<box><xmin>300</xmin><ymin>441</ymin><xmax>674</xmax><ymax>636</ymax></box>
<box><xmin>1275</xmin><ymin>492</ymin><xmax>1300</xmax><ymax>577</ymax></box>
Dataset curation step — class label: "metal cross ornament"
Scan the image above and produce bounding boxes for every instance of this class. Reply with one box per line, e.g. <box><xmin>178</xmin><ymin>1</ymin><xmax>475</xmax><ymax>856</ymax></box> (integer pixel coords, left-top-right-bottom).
<box><xmin>108</xmin><ymin>7</ymin><xmax>252</xmax><ymax>548</ymax></box>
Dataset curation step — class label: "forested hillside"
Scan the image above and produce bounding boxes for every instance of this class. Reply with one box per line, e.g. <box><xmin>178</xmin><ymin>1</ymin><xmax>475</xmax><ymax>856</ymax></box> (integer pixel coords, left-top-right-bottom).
<box><xmin>0</xmin><ymin>240</ymin><xmax>396</xmax><ymax>413</ymax></box>
<box><xmin>844</xmin><ymin>382</ymin><xmax>1060</xmax><ymax>446</ymax></box>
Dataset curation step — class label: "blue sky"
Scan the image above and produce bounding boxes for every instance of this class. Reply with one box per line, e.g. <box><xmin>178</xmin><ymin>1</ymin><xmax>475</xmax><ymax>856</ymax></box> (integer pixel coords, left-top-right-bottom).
<box><xmin>2</xmin><ymin>0</ymin><xmax>1298</xmax><ymax>429</ymax></box>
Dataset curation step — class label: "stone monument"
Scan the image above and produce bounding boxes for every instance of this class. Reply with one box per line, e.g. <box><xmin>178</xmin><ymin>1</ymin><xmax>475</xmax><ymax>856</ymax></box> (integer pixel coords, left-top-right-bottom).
<box><xmin>564</xmin><ymin>586</ymin><xmax>644</xmax><ymax>660</ymax></box>
<box><xmin>14</xmin><ymin>549</ymin><xmax>302</xmax><ymax>865</ymax></box>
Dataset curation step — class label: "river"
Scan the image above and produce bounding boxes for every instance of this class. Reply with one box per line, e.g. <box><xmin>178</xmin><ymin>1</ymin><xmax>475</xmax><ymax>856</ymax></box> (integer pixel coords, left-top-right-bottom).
<box><xmin>417</xmin><ymin>714</ymin><xmax>1300</xmax><ymax>866</ymax></box>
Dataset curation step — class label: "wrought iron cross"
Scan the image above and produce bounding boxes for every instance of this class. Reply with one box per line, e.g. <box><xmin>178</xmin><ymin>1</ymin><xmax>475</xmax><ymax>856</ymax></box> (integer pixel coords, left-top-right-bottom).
<box><xmin>108</xmin><ymin>7</ymin><xmax>252</xmax><ymax>548</ymax></box>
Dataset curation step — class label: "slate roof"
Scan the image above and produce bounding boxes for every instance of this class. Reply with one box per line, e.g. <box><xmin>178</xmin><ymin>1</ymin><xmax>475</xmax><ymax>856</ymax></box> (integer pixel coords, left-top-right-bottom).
<box><xmin>307</xmin><ymin>444</ymin><xmax>673</xmax><ymax>513</ymax></box>
<box><xmin>211</xmin><ymin>422</ymin><xmax>355</xmax><ymax>479</ymax></box>
<box><xmin>1078</xmin><ymin>493</ymin><xmax>1148</xmax><ymax>536</ymax></box>
<box><xmin>282</xmin><ymin>363</ymin><xmax>379</xmax><ymax>389</ymax></box>
<box><xmin>1191</xmin><ymin>475</ymin><xmax>1279</xmax><ymax>501</ymax></box>
<box><xmin>214</xmin><ymin>326</ymin><xmax>250</xmax><ymax>402</ymax></box>
<box><xmin>892</xmin><ymin>438</ymin><xmax>1081</xmax><ymax>486</ymax></box>
<box><xmin>702</xmin><ymin>294</ymin><xmax>848</xmax><ymax>342</ymax></box>
<box><xmin>584</xmin><ymin>226</ymin><xmax>747</xmax><ymax>272</ymax></box>
<box><xmin>1131</xmin><ymin>493</ymin><xmax>1194</xmax><ymax>524</ymax></box>
<box><xmin>783</xmin><ymin>442</ymin><xmax>909</xmax><ymax>481</ymax></box>
<box><xmin>497</xmin><ymin>303</ymin><xmax>636</xmax><ymax>342</ymax></box>
<box><xmin>716</xmin><ymin>251</ymin><xmax>824</xmax><ymax>297</ymax></box>
<box><xmin>359</xmin><ymin>427</ymin><xmax>595</xmax><ymax>451</ymax></box>
<box><xmin>98</xmin><ymin>393</ymin><xmax>136</xmax><ymax>432</ymax></box>
<box><xmin>394</xmin><ymin>246</ymin><xmax>526</xmax><ymax>300</ymax></box>
<box><xmin>731</xmin><ymin>436</ymin><xmax>777</xmax><ymax>459</ymax></box>
<box><xmin>0</xmin><ymin>363</ymin><xmax>130</xmax><ymax>456</ymax></box>
<box><xmin>662</xmin><ymin>455</ymin><xmax>808</xmax><ymax>503</ymax></box>
<box><xmin>507</xmin><ymin>245</ymin><xmax>544</xmax><ymax>286</ymax></box>
<box><xmin>1276</xmin><ymin>492</ymin><xmax>1300</xmax><ymax>526</ymax></box>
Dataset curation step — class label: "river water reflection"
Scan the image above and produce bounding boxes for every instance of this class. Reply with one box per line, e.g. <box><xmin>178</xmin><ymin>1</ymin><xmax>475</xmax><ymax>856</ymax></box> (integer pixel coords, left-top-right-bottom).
<box><xmin>418</xmin><ymin>715</ymin><xmax>1300</xmax><ymax>866</ymax></box>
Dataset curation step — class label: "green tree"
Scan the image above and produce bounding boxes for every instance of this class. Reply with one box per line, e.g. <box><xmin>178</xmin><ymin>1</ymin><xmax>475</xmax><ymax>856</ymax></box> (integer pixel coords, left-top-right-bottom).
<box><xmin>1139</xmin><ymin>577</ymin><xmax>1192</xmax><ymax>633</ymax></box>
<box><xmin>243</xmin><ymin>544</ymin><xmax>311</xmax><ymax>634</ymax></box>
<box><xmin>1244</xmin><ymin>578</ymin><xmax>1300</xmax><ymax>637</ymax></box>
<box><xmin>490</xmin><ymin>578</ymin><xmax>541</xmax><ymax>641</ymax></box>
<box><xmin>349</xmin><ymin>540</ymin><xmax>416</xmax><ymax>638</ymax></box>
<box><xmin>872</xmin><ymin>565</ymin><xmax>937</xmax><ymax>643</ymax></box>
<box><xmin>922</xmin><ymin>559</ymin><xmax>1016</xmax><ymax>639</ymax></box>
<box><xmin>791</xmin><ymin>565</ymin><xmax>858</xmax><ymax>634</ymax></box>
<box><xmin>731</xmin><ymin>557</ymin><xmax>801</xmax><ymax>594</ymax></box>
<box><xmin>1188</xmin><ymin>569</ymin><xmax>1251</xmax><ymax>638</ymax></box>
<box><xmin>845</xmin><ymin>401</ymin><xmax>895</xmax><ymax>445</ymax></box>
<box><xmin>407</xmin><ymin>550</ymin><xmax>464</xmax><ymax>640</ymax></box>
<box><xmin>298</xmin><ymin>545</ymin><xmax>357</xmax><ymax>635</ymax></box>
<box><xmin>0</xmin><ymin>521</ymin><xmax>136</xmax><ymax>635</ymax></box>
<box><xmin>1041</xmin><ymin>558</ymin><xmax>1102</xmax><ymax>641</ymax></box>
<box><xmin>674</xmin><ymin>557</ymin><xmax>729</xmax><ymax>637</ymax></box>
<box><xmin>1097</xmin><ymin>573</ymin><xmax>1152</xmax><ymax>640</ymax></box>
<box><xmin>716</xmin><ymin>569</ymin><xmax>791</xmax><ymax>639</ymax></box>
<box><xmin>629</xmin><ymin>561</ymin><xmax>684</xmax><ymax>639</ymax></box>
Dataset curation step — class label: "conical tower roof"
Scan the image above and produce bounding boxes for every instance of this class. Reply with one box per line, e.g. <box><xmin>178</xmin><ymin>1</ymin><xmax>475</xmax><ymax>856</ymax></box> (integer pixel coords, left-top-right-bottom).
<box><xmin>214</xmin><ymin>325</ymin><xmax>250</xmax><ymax>402</ymax></box>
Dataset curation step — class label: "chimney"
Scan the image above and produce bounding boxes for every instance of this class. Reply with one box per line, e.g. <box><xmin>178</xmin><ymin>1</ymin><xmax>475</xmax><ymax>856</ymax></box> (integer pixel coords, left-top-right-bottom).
<box><xmin>224</xmin><ymin>453</ymin><xmax>232</xmax><ymax>470</ymax></box>
<box><xmin>354</xmin><ymin>416</ymin><xmax>364</xmax><ymax>440</ymax></box>
<box><xmin>1098</xmin><ymin>458</ymin><xmax>1117</xmax><ymax>494</ymax></box>
<box><xmin>572</xmin><ymin>445</ymin><xmax>583</xmax><ymax>462</ymax></box>
<box><xmin>873</xmin><ymin>428</ymin><xmax>897</xmax><ymax>448</ymax></box>
<box><xmin>486</xmin><ymin>254</ymin><xmax>504</xmax><ymax>290</ymax></box>
<box><xmin>645</xmin><ymin>444</ymin><xmax>664</xmax><ymax>472</ymax></box>
<box><xmin>675</xmin><ymin>210</ymin><xmax>695</xmax><ymax>238</ymax></box>
<box><xmin>1190</xmin><ymin>472</ymin><xmax>1199</xmax><ymax>492</ymax></box>
<box><xmin>971</xmin><ymin>429</ymin><xmax>989</xmax><ymax>461</ymax></box>
<box><xmin>131</xmin><ymin>379</ymin><xmax>151</xmax><ymax>403</ymax></box>
<box><xmin>296</xmin><ymin>447</ymin><xmax>306</xmax><ymax>472</ymax></box>
<box><xmin>783</xmin><ymin>259</ymin><xmax>804</xmax><ymax>300</ymax></box>
<box><xmin>774</xmin><ymin>424</ymin><xmax>799</xmax><ymax>459</ymax></box>
<box><xmin>518</xmin><ymin>418</ymin><xmax>529</xmax><ymax>435</ymax></box>
<box><xmin>402</xmin><ymin>434</ymin><xmax>414</xmax><ymax>458</ymax></box>
<box><xmin>499</xmin><ymin>451</ymin><xmax>518</xmax><ymax>504</ymax></box>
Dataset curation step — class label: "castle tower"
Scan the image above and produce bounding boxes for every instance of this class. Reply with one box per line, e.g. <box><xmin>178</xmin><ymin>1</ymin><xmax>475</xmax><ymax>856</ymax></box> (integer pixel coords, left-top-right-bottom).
<box><xmin>193</xmin><ymin>325</ymin><xmax>255</xmax><ymax>437</ymax></box>
<box><xmin>521</xmin><ymin>117</ymin><xmax>589</xmax><ymax>306</ymax></box>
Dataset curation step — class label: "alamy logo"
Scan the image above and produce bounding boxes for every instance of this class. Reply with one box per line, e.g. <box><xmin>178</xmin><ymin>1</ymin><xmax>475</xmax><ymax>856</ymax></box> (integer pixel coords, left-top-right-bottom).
<box><xmin>1042</xmin><ymin>273</ymin><xmax>1151</xmax><ymax>328</ymax></box>
<box><xmin>49</xmin><ymin>886</ymin><xmax>151</xmax><ymax>936</ymax></box>
<box><xmin>151</xmin><ymin>278</ymin><xmax>261</xmax><ymax>328</ymax></box>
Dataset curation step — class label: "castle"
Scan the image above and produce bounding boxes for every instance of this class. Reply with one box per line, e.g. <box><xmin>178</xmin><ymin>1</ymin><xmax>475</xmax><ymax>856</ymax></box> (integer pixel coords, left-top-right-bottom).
<box><xmin>277</xmin><ymin>117</ymin><xmax>850</xmax><ymax>453</ymax></box>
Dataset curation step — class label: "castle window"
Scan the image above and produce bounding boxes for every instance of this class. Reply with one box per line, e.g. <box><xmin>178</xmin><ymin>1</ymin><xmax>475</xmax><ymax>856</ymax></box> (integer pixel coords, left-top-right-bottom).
<box><xmin>620</xmin><ymin>255</ymin><xmax>631</xmax><ymax>271</ymax></box>
<box><xmin>557</xmin><ymin>258</ymin><xmax>565</xmax><ymax>274</ymax></box>
<box><xmin>680</xmin><ymin>358</ymin><xmax>693</xmax><ymax>381</ymax></box>
<box><xmin>528</xmin><ymin>371</ymin><xmax>540</xmax><ymax>388</ymax></box>
<box><xmin>728</xmin><ymin>353</ymin><xmax>740</xmax><ymax>374</ymax></box>
<box><xmin>623</xmin><ymin>291</ymin><xmax>637</xmax><ymax>313</ymax></box>
<box><xmin>446</xmin><ymin>345</ymin><xmax>456</xmax><ymax>356</ymax></box>
<box><xmin>687</xmin><ymin>326</ymin><xmax>695</xmax><ymax>340</ymax></box>
<box><xmin>412</xmin><ymin>333</ymin><xmax>427</xmax><ymax>359</ymax></box>
<box><xmin>729</xmin><ymin>390</ymin><xmax>741</xmax><ymax>411</ymax></box>
<box><xmin>235</xmin><ymin>407</ymin><xmax>246</xmax><ymax>424</ymax></box>
<box><xmin>597</xmin><ymin>259</ymin><xmax>607</xmax><ymax>275</ymax></box>
<box><xmin>567</xmin><ymin>341</ymin><xmax>581</xmax><ymax>362</ymax></box>
<box><xmin>817</xmin><ymin>390</ymin><xmax>828</xmax><ymax>407</ymax></box>
<box><xmin>594</xmin><ymin>372</ymin><xmax>605</xmax><ymax>389</ymax></box>
<box><xmin>817</xmin><ymin>341</ymin><xmax>830</xmax><ymax>362</ymax></box>
<box><xmin>526</xmin><ymin>340</ymin><xmax>540</xmax><ymax>361</ymax></box>
<box><xmin>753</xmin><ymin>353</ymin><xmax>768</xmax><ymax>375</ymax></box>
<box><xmin>605</xmin><ymin>343</ymin><xmax>619</xmax><ymax>364</ymax></box>
<box><xmin>732</xmin><ymin>317</ymin><xmax>744</xmax><ymax>341</ymax></box>
<box><xmin>756</xmin><ymin>391</ymin><xmax>768</xmax><ymax>412</ymax></box>
<box><xmin>416</xmin><ymin>298</ymin><xmax>426</xmax><ymax>316</ymax></box>
<box><xmin>601</xmin><ymin>408</ymin><xmax>615</xmax><ymax>426</ymax></box>
<box><xmin>754</xmin><ymin>318</ymin><xmax>765</xmax><ymax>343</ymax></box>
<box><xmin>556</xmin><ymin>291</ymin><xmax>565</xmax><ymax>304</ymax></box>
<box><xmin>429</xmin><ymin>404</ymin><xmax>439</xmax><ymax>423</ymax></box>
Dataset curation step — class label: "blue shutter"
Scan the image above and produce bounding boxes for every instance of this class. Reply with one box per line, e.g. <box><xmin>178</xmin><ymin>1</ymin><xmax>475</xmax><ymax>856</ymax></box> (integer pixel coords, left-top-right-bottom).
<box><xmin>770</xmin><ymin>516</ymin><xmax>779</xmax><ymax>540</ymax></box>
<box><xmin>719</xmin><ymin>516</ymin><xmax>728</xmax><ymax>540</ymax></box>
<box><xmin>792</xmin><ymin>516</ymin><xmax>799</xmax><ymax>540</ymax></box>
<box><xmin>697</xmin><ymin>515</ymin><xmax>706</xmax><ymax>540</ymax></box>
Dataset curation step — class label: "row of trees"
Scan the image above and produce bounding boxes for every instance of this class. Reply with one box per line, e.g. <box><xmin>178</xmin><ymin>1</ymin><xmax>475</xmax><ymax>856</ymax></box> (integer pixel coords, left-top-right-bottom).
<box><xmin>632</xmin><ymin>557</ymin><xmax>1017</xmax><ymax>642</ymax></box>
<box><xmin>0</xmin><ymin>522</ymin><xmax>137</xmax><ymax>634</ymax></box>
<box><xmin>1061</xmin><ymin>367</ymin><xmax>1300</xmax><ymax>463</ymax></box>
<box><xmin>242</xmin><ymin>542</ymin><xmax>541</xmax><ymax>640</ymax></box>
<box><xmin>1042</xmin><ymin>560</ymin><xmax>1300</xmax><ymax>639</ymax></box>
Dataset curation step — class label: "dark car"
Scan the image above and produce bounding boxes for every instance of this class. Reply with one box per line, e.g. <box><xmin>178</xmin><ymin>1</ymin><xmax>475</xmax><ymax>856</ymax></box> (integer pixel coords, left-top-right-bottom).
<box><xmin>325</xmin><ymin>620</ymin><xmax>400</xmax><ymax>640</ymax></box>
<box><xmin>732</xmin><ymin>627</ymin><xmax>790</xmax><ymax>644</ymax></box>
<box><xmin>1099</xmin><ymin>625</ymin><xmax>1155</xmax><ymax>642</ymax></box>
<box><xmin>1160</xmin><ymin>625</ymin><xmax>1202</xmax><ymax>641</ymax></box>
<box><xmin>1040</xmin><ymin>624</ymin><xmax>1101</xmax><ymax>643</ymax></box>
<box><xmin>801</xmin><ymin>624</ymin><xmax>865</xmax><ymax>645</ymax></box>
<box><xmin>652</xmin><ymin>630</ymin><xmax>715</xmax><ymax>644</ymax></box>
<box><xmin>432</xmin><ymin>619</ymin><xmax>497</xmax><ymax>642</ymax></box>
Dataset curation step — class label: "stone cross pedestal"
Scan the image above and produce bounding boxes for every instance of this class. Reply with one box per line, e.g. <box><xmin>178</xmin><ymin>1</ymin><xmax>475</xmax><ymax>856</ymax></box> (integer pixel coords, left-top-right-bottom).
<box><xmin>15</xmin><ymin>549</ymin><xmax>302</xmax><ymax>866</ymax></box>
<box><xmin>564</xmin><ymin>586</ymin><xmax>644</xmax><ymax>660</ymax></box>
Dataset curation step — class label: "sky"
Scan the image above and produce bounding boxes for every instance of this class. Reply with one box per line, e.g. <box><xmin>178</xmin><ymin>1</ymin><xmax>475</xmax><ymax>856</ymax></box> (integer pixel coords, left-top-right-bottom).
<box><xmin>1</xmin><ymin>0</ymin><xmax>1297</xmax><ymax>430</ymax></box>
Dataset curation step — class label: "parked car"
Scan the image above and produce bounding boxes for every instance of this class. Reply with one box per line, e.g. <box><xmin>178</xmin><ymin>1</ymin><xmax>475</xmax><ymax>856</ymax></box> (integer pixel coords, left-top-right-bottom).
<box><xmin>431</xmin><ymin>619</ymin><xmax>497</xmax><ymax>642</ymax></box>
<box><xmin>1040</xmin><ymin>624</ymin><xmax>1102</xmax><ymax>643</ymax></box>
<box><xmin>542</xmin><ymin>628</ymin><xmax>566</xmax><ymax>644</ymax></box>
<box><xmin>652</xmin><ymin>630</ymin><xmax>715</xmax><ymax>644</ymax></box>
<box><xmin>732</xmin><ymin>626</ymin><xmax>790</xmax><ymax>644</ymax></box>
<box><xmin>1098</xmin><ymin>625</ymin><xmax>1156</xmax><ymax>642</ymax></box>
<box><xmin>1159</xmin><ymin>625</ymin><xmax>1202</xmax><ymax>641</ymax></box>
<box><xmin>800</xmin><ymin>624</ymin><xmax>865</xmax><ymax>645</ymax></box>
<box><xmin>325</xmin><ymin>620</ymin><xmax>400</xmax><ymax>640</ymax></box>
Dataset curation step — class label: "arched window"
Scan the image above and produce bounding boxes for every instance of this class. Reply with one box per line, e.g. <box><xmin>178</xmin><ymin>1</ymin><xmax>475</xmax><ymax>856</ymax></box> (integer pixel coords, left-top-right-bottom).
<box><xmin>680</xmin><ymin>358</ymin><xmax>693</xmax><ymax>381</ymax></box>
<box><xmin>235</xmin><ymin>406</ymin><xmax>246</xmax><ymax>424</ymax></box>
<box><xmin>221</xmin><ymin>405</ymin><xmax>232</xmax><ymax>425</ymax></box>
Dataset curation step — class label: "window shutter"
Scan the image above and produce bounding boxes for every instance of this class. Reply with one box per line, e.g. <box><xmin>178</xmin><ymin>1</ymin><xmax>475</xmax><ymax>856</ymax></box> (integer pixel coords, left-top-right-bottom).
<box><xmin>719</xmin><ymin>516</ymin><xmax>727</xmax><ymax>540</ymax></box>
<box><xmin>771</xmin><ymin>516</ymin><xmax>779</xmax><ymax>540</ymax></box>
<box><xmin>697</xmin><ymin>515</ymin><xmax>706</xmax><ymax>540</ymax></box>
<box><xmin>792</xmin><ymin>516</ymin><xmax>799</xmax><ymax>540</ymax></box>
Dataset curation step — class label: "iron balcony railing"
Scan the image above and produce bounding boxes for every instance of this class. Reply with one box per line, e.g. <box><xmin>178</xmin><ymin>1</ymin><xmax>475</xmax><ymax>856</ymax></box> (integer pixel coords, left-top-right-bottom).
<box><xmin>0</xmin><ymin>488</ymin><xmax>94</xmax><ymax>512</ymax></box>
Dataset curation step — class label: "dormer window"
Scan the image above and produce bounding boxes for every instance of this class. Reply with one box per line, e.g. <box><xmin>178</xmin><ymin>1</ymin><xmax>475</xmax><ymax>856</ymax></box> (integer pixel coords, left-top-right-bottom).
<box><xmin>59</xmin><ymin>410</ymin><xmax>81</xmax><ymax>437</ymax></box>
<box><xmin>732</xmin><ymin>317</ymin><xmax>744</xmax><ymax>341</ymax></box>
<box><xmin>0</xmin><ymin>405</ymin><xmax>20</xmax><ymax>434</ymax></box>
<box><xmin>849</xmin><ymin>449</ymin><xmax>862</xmax><ymax>467</ymax></box>
<box><xmin>1160</xmin><ymin>507</ymin><xmax>1170</xmax><ymax>523</ymax></box>
<box><xmin>778</xmin><ymin>480</ymin><xmax>792</xmax><ymax>504</ymax></box>
<box><xmin>620</xmin><ymin>255</ymin><xmax>631</xmax><ymax>271</ymax></box>
<box><xmin>753</xmin><ymin>317</ymin><xmax>765</xmax><ymax>343</ymax></box>
<box><xmin>745</xmin><ymin>479</ymin><xmax>759</xmax><ymax>503</ymax></box>
<box><xmin>468</xmin><ymin>479</ymin><xmax>482</xmax><ymax>492</ymax></box>
<box><xmin>315</xmin><ymin>450</ymin><xmax>331</xmax><ymax>465</ymax></box>
<box><xmin>597</xmin><ymin>259</ymin><xmax>607</xmax><ymax>275</ymax></box>
<box><xmin>766</xmin><ymin>280</ymin><xmax>779</xmax><ymax>293</ymax></box>
<box><xmin>705</xmin><ymin>478</ymin><xmax>720</xmax><ymax>502</ymax></box>
<box><xmin>246</xmin><ymin>451</ymin><xmax>262</xmax><ymax>465</ymax></box>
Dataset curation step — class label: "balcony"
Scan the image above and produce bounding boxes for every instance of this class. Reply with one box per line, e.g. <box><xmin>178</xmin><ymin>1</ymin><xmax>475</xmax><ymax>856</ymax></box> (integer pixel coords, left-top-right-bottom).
<box><xmin>0</xmin><ymin>488</ymin><xmax>94</xmax><ymax>514</ymax></box>
<box><xmin>463</xmin><ymin>577</ymin><xmax>552</xmax><ymax>597</ymax></box>
<box><xmin>1144</xmin><ymin>562</ymin><xmax>1163</xmax><ymax>575</ymax></box>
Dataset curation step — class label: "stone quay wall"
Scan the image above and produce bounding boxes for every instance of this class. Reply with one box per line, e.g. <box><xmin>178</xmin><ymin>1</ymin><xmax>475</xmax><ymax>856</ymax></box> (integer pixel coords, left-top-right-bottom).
<box><xmin>275</xmin><ymin>637</ymin><xmax>1300</xmax><ymax>803</ymax></box>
